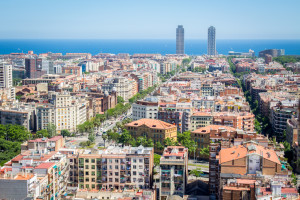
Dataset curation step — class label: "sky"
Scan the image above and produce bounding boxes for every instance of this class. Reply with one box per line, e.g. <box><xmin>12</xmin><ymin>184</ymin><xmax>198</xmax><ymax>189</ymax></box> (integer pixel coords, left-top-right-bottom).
<box><xmin>0</xmin><ymin>0</ymin><xmax>299</xmax><ymax>39</ymax></box>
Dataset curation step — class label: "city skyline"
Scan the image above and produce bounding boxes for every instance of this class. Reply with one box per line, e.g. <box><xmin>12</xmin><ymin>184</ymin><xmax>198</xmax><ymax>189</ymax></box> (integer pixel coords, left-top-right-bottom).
<box><xmin>0</xmin><ymin>0</ymin><xmax>299</xmax><ymax>39</ymax></box>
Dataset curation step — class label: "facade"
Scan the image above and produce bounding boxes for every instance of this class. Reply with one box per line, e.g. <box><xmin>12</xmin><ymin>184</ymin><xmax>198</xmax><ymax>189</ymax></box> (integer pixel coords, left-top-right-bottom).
<box><xmin>74</xmin><ymin>145</ymin><xmax>154</xmax><ymax>190</ymax></box>
<box><xmin>160</xmin><ymin>146</ymin><xmax>188</xmax><ymax>199</ymax></box>
<box><xmin>25</xmin><ymin>58</ymin><xmax>46</xmax><ymax>79</ymax></box>
<box><xmin>176</xmin><ymin>25</ymin><xmax>184</xmax><ymax>54</ymax></box>
<box><xmin>36</xmin><ymin>92</ymin><xmax>87</xmax><ymax>133</ymax></box>
<box><xmin>217</xmin><ymin>142</ymin><xmax>287</xmax><ymax>199</ymax></box>
<box><xmin>286</xmin><ymin>116</ymin><xmax>299</xmax><ymax>146</ymax></box>
<box><xmin>208</xmin><ymin>26</ymin><xmax>216</xmax><ymax>56</ymax></box>
<box><xmin>0</xmin><ymin>104</ymin><xmax>36</xmax><ymax>131</ymax></box>
<box><xmin>0</xmin><ymin>136</ymin><xmax>69</xmax><ymax>200</ymax></box>
<box><xmin>102</xmin><ymin>77</ymin><xmax>133</xmax><ymax>101</ymax></box>
<box><xmin>124</xmin><ymin>118</ymin><xmax>177</xmax><ymax>147</ymax></box>
<box><xmin>271</xmin><ymin>106</ymin><xmax>297</xmax><ymax>139</ymax></box>
<box><xmin>0</xmin><ymin>174</ymin><xmax>38</xmax><ymax>200</ymax></box>
<box><xmin>190</xmin><ymin>112</ymin><xmax>213</xmax><ymax>131</ymax></box>
<box><xmin>259</xmin><ymin>49</ymin><xmax>285</xmax><ymax>58</ymax></box>
<box><xmin>0</xmin><ymin>62</ymin><xmax>15</xmax><ymax>99</ymax></box>
<box><xmin>132</xmin><ymin>98</ymin><xmax>159</xmax><ymax>121</ymax></box>
<box><xmin>213</xmin><ymin>112</ymin><xmax>255</xmax><ymax>132</ymax></box>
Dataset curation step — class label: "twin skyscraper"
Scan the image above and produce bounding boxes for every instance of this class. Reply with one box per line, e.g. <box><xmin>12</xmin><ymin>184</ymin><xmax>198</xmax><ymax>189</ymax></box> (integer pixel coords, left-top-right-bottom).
<box><xmin>176</xmin><ymin>25</ymin><xmax>216</xmax><ymax>56</ymax></box>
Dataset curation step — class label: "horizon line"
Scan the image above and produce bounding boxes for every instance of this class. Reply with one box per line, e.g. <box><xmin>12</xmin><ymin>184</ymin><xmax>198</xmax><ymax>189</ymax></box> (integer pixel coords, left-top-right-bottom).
<box><xmin>0</xmin><ymin>38</ymin><xmax>300</xmax><ymax>40</ymax></box>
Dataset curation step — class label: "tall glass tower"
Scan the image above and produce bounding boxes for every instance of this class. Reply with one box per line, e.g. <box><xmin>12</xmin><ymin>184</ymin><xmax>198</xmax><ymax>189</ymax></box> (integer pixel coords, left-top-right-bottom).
<box><xmin>176</xmin><ymin>25</ymin><xmax>184</xmax><ymax>54</ymax></box>
<box><xmin>208</xmin><ymin>26</ymin><xmax>216</xmax><ymax>56</ymax></box>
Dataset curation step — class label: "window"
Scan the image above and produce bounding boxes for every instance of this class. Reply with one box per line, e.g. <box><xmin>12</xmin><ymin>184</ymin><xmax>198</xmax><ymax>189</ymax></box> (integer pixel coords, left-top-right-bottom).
<box><xmin>85</xmin><ymin>172</ymin><xmax>89</xmax><ymax>175</ymax></box>
<box><xmin>92</xmin><ymin>165</ymin><xmax>95</xmax><ymax>169</ymax></box>
<box><xmin>92</xmin><ymin>171</ymin><xmax>95</xmax><ymax>176</ymax></box>
<box><xmin>109</xmin><ymin>178</ymin><xmax>112</xmax><ymax>182</ymax></box>
<box><xmin>85</xmin><ymin>165</ymin><xmax>89</xmax><ymax>169</ymax></box>
<box><xmin>85</xmin><ymin>178</ymin><xmax>89</xmax><ymax>182</ymax></box>
<box><xmin>133</xmin><ymin>165</ymin><xmax>136</xmax><ymax>169</ymax></box>
<box><xmin>133</xmin><ymin>171</ymin><xmax>137</xmax><ymax>175</ymax></box>
<box><xmin>91</xmin><ymin>159</ymin><xmax>95</xmax><ymax>163</ymax></box>
<box><xmin>85</xmin><ymin>159</ymin><xmax>89</xmax><ymax>163</ymax></box>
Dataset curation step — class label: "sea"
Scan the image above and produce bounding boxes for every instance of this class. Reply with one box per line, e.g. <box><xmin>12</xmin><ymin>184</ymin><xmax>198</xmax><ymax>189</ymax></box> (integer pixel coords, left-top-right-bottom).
<box><xmin>0</xmin><ymin>39</ymin><xmax>299</xmax><ymax>56</ymax></box>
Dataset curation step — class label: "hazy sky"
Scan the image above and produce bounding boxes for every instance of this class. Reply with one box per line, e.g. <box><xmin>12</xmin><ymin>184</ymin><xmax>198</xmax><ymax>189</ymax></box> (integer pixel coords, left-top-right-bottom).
<box><xmin>0</xmin><ymin>0</ymin><xmax>299</xmax><ymax>39</ymax></box>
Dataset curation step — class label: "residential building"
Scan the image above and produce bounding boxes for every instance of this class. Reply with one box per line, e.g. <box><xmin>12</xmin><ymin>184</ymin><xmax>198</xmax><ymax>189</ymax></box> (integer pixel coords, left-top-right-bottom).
<box><xmin>0</xmin><ymin>136</ymin><xmax>69</xmax><ymax>200</ymax></box>
<box><xmin>102</xmin><ymin>77</ymin><xmax>133</xmax><ymax>101</ymax></box>
<box><xmin>0</xmin><ymin>62</ymin><xmax>15</xmax><ymax>99</ymax></box>
<box><xmin>0</xmin><ymin>173</ymin><xmax>38</xmax><ymax>200</ymax></box>
<box><xmin>36</xmin><ymin>92</ymin><xmax>87</xmax><ymax>133</ymax></box>
<box><xmin>190</xmin><ymin>112</ymin><xmax>213</xmax><ymax>131</ymax></box>
<box><xmin>76</xmin><ymin>145</ymin><xmax>154</xmax><ymax>190</ymax></box>
<box><xmin>287</xmin><ymin>115</ymin><xmax>299</xmax><ymax>146</ymax></box>
<box><xmin>176</xmin><ymin>25</ymin><xmax>184</xmax><ymax>54</ymax></box>
<box><xmin>208</xmin><ymin>26</ymin><xmax>216</xmax><ymax>56</ymax></box>
<box><xmin>217</xmin><ymin>142</ymin><xmax>289</xmax><ymax>200</ymax></box>
<box><xmin>124</xmin><ymin>118</ymin><xmax>177</xmax><ymax>148</ymax></box>
<box><xmin>160</xmin><ymin>146</ymin><xmax>188</xmax><ymax>199</ymax></box>
<box><xmin>132</xmin><ymin>97</ymin><xmax>159</xmax><ymax>121</ymax></box>
<box><xmin>213</xmin><ymin>112</ymin><xmax>255</xmax><ymax>132</ymax></box>
<box><xmin>271</xmin><ymin>105</ymin><xmax>297</xmax><ymax>140</ymax></box>
<box><xmin>0</xmin><ymin>103</ymin><xmax>36</xmax><ymax>131</ymax></box>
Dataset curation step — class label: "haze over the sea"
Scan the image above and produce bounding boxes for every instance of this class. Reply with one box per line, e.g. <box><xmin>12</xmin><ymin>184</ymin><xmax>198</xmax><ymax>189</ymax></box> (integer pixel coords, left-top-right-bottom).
<box><xmin>0</xmin><ymin>39</ymin><xmax>299</xmax><ymax>56</ymax></box>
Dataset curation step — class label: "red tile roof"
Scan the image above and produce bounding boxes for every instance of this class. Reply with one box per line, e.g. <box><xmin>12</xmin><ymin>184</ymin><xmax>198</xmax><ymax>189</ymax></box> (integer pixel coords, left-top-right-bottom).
<box><xmin>35</xmin><ymin>162</ymin><xmax>56</xmax><ymax>169</ymax></box>
<box><xmin>125</xmin><ymin>118</ymin><xmax>176</xmax><ymax>130</ymax></box>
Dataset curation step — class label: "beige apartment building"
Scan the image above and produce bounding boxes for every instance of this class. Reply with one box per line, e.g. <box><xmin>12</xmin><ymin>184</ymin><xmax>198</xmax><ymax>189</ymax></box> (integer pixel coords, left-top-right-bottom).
<box><xmin>69</xmin><ymin>145</ymin><xmax>154</xmax><ymax>191</ymax></box>
<box><xmin>102</xmin><ymin>77</ymin><xmax>133</xmax><ymax>101</ymax></box>
<box><xmin>36</xmin><ymin>92</ymin><xmax>87</xmax><ymax>133</ymax></box>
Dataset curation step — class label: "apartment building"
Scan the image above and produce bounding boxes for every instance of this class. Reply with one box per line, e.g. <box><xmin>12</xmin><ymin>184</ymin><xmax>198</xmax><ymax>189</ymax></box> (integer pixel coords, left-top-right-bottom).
<box><xmin>0</xmin><ymin>103</ymin><xmax>36</xmax><ymax>131</ymax></box>
<box><xmin>0</xmin><ymin>61</ymin><xmax>15</xmax><ymax>99</ymax></box>
<box><xmin>213</xmin><ymin>112</ymin><xmax>255</xmax><ymax>132</ymax></box>
<box><xmin>124</xmin><ymin>118</ymin><xmax>177</xmax><ymax>147</ymax></box>
<box><xmin>36</xmin><ymin>92</ymin><xmax>87</xmax><ymax>133</ymax></box>
<box><xmin>102</xmin><ymin>77</ymin><xmax>133</xmax><ymax>101</ymax></box>
<box><xmin>0</xmin><ymin>173</ymin><xmax>38</xmax><ymax>200</ymax></box>
<box><xmin>190</xmin><ymin>112</ymin><xmax>213</xmax><ymax>131</ymax></box>
<box><xmin>75</xmin><ymin>145</ymin><xmax>154</xmax><ymax>191</ymax></box>
<box><xmin>160</xmin><ymin>146</ymin><xmax>188</xmax><ymax>200</ymax></box>
<box><xmin>0</xmin><ymin>136</ymin><xmax>69</xmax><ymax>200</ymax></box>
<box><xmin>132</xmin><ymin>98</ymin><xmax>159</xmax><ymax>121</ymax></box>
<box><xmin>271</xmin><ymin>105</ymin><xmax>297</xmax><ymax>139</ymax></box>
<box><xmin>286</xmin><ymin>116</ymin><xmax>299</xmax><ymax>146</ymax></box>
<box><xmin>217</xmin><ymin>142</ymin><xmax>289</xmax><ymax>200</ymax></box>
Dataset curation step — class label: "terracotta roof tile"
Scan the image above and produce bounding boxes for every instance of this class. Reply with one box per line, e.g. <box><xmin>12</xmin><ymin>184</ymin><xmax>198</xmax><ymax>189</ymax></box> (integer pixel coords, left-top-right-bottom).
<box><xmin>125</xmin><ymin>118</ymin><xmax>176</xmax><ymax>130</ymax></box>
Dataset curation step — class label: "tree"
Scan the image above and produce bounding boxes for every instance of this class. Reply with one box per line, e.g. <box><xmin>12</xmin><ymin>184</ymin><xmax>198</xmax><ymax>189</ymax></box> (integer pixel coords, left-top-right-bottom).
<box><xmin>47</xmin><ymin>123</ymin><xmax>56</xmax><ymax>138</ymax></box>
<box><xmin>88</xmin><ymin>132</ymin><xmax>95</xmax><ymax>143</ymax></box>
<box><xmin>102</xmin><ymin>133</ymin><xmax>108</xmax><ymax>147</ymax></box>
<box><xmin>154</xmin><ymin>154</ymin><xmax>161</xmax><ymax>166</ymax></box>
<box><xmin>189</xmin><ymin>169</ymin><xmax>203</xmax><ymax>177</ymax></box>
<box><xmin>61</xmin><ymin>129</ymin><xmax>71</xmax><ymax>138</ymax></box>
<box><xmin>155</xmin><ymin>141</ymin><xmax>164</xmax><ymax>151</ymax></box>
<box><xmin>163</xmin><ymin>138</ymin><xmax>178</xmax><ymax>146</ymax></box>
<box><xmin>35</xmin><ymin>129</ymin><xmax>49</xmax><ymax>138</ymax></box>
<box><xmin>177</xmin><ymin>131</ymin><xmax>197</xmax><ymax>154</ymax></box>
<box><xmin>118</xmin><ymin>129</ymin><xmax>132</xmax><ymax>145</ymax></box>
<box><xmin>117</xmin><ymin>96</ymin><xmax>125</xmax><ymax>104</ymax></box>
<box><xmin>200</xmin><ymin>147</ymin><xmax>210</xmax><ymax>157</ymax></box>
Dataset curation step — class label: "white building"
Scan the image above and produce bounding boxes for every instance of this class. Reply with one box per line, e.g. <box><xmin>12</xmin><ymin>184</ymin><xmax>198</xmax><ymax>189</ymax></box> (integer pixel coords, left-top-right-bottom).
<box><xmin>132</xmin><ymin>97</ymin><xmax>159</xmax><ymax>121</ymax></box>
<box><xmin>102</xmin><ymin>77</ymin><xmax>133</xmax><ymax>101</ymax></box>
<box><xmin>0</xmin><ymin>62</ymin><xmax>15</xmax><ymax>99</ymax></box>
<box><xmin>36</xmin><ymin>92</ymin><xmax>87</xmax><ymax>133</ymax></box>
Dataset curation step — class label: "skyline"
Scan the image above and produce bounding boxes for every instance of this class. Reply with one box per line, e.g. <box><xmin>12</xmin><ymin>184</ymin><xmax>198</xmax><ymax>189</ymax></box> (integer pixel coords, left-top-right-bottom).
<box><xmin>0</xmin><ymin>0</ymin><xmax>300</xmax><ymax>39</ymax></box>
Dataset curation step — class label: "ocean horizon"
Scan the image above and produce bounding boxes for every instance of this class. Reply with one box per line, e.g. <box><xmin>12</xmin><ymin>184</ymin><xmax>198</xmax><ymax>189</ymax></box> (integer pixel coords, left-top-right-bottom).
<box><xmin>0</xmin><ymin>39</ymin><xmax>299</xmax><ymax>56</ymax></box>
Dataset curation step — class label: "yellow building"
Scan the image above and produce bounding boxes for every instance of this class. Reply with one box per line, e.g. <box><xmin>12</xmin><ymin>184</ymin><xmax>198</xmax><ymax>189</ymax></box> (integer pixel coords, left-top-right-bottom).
<box><xmin>190</xmin><ymin>112</ymin><xmax>213</xmax><ymax>131</ymax></box>
<box><xmin>124</xmin><ymin>118</ymin><xmax>177</xmax><ymax>144</ymax></box>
